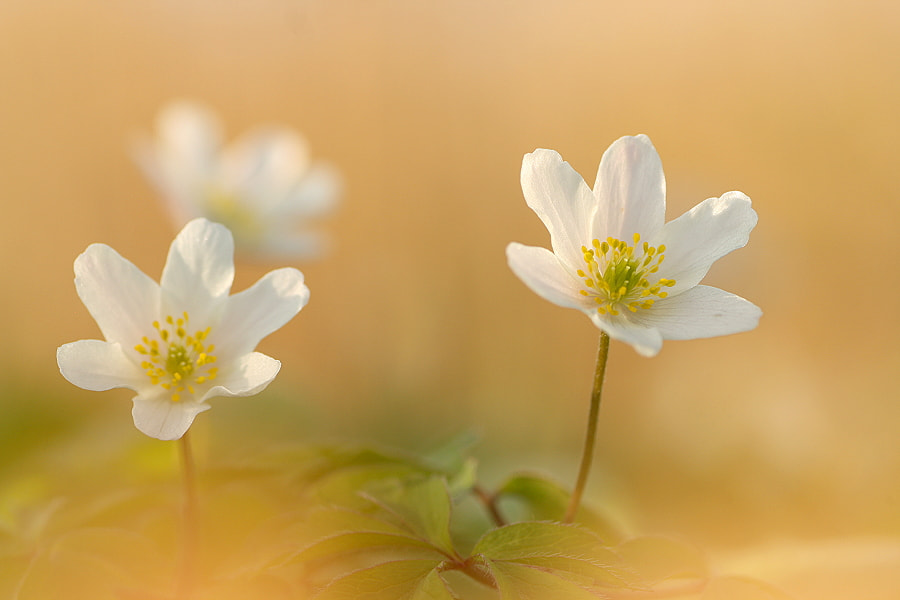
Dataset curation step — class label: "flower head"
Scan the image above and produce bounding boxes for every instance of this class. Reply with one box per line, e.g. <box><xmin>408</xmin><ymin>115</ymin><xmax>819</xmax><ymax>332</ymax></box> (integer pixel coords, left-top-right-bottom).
<box><xmin>57</xmin><ymin>218</ymin><xmax>310</xmax><ymax>440</ymax></box>
<box><xmin>134</xmin><ymin>101</ymin><xmax>340</xmax><ymax>259</ymax></box>
<box><xmin>507</xmin><ymin>135</ymin><xmax>761</xmax><ymax>356</ymax></box>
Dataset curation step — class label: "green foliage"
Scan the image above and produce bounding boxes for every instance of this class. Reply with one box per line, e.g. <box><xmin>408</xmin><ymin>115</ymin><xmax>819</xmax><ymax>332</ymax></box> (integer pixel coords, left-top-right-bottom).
<box><xmin>0</xmin><ymin>412</ymin><xmax>793</xmax><ymax>600</ymax></box>
<box><xmin>493</xmin><ymin>474</ymin><xmax>623</xmax><ymax>543</ymax></box>
<box><xmin>314</xmin><ymin>560</ymin><xmax>457</xmax><ymax>600</ymax></box>
<box><xmin>471</xmin><ymin>521</ymin><xmax>632</xmax><ymax>597</ymax></box>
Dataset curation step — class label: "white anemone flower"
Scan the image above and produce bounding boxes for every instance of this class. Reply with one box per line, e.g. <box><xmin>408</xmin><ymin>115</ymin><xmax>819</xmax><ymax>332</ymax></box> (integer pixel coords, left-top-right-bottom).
<box><xmin>56</xmin><ymin>218</ymin><xmax>310</xmax><ymax>440</ymax></box>
<box><xmin>507</xmin><ymin>135</ymin><xmax>761</xmax><ymax>357</ymax></box>
<box><xmin>134</xmin><ymin>101</ymin><xmax>340</xmax><ymax>259</ymax></box>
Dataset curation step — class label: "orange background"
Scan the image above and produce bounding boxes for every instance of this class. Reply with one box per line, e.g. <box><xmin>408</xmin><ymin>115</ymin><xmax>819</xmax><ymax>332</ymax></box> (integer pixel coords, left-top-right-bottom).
<box><xmin>1</xmin><ymin>1</ymin><xmax>899</xmax><ymax>595</ymax></box>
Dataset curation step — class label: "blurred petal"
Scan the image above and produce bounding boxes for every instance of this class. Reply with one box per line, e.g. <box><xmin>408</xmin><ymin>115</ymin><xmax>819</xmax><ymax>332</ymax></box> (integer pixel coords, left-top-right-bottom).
<box><xmin>507</xmin><ymin>243</ymin><xmax>584</xmax><ymax>310</ymax></box>
<box><xmin>258</xmin><ymin>232</ymin><xmax>327</xmax><ymax>260</ymax></box>
<box><xmin>593</xmin><ymin>134</ymin><xmax>666</xmax><ymax>240</ymax></box>
<box><xmin>156</xmin><ymin>101</ymin><xmax>222</xmax><ymax>176</ymax></box>
<box><xmin>132</xmin><ymin>393</ymin><xmax>210</xmax><ymax>441</ymax></box>
<box><xmin>521</xmin><ymin>149</ymin><xmax>595</xmax><ymax>266</ymax></box>
<box><xmin>74</xmin><ymin>243</ymin><xmax>160</xmax><ymax>344</ymax></box>
<box><xmin>203</xmin><ymin>352</ymin><xmax>281</xmax><ymax>400</ymax></box>
<box><xmin>223</xmin><ymin>127</ymin><xmax>311</xmax><ymax>213</ymax></box>
<box><xmin>57</xmin><ymin>340</ymin><xmax>143</xmax><ymax>391</ymax></box>
<box><xmin>277</xmin><ymin>162</ymin><xmax>342</xmax><ymax>218</ymax></box>
<box><xmin>160</xmin><ymin>219</ymin><xmax>234</xmax><ymax>324</ymax></box>
<box><xmin>653</xmin><ymin>191</ymin><xmax>757</xmax><ymax>295</ymax></box>
<box><xmin>632</xmin><ymin>285</ymin><xmax>762</xmax><ymax>340</ymax></box>
<box><xmin>216</xmin><ymin>268</ymin><xmax>310</xmax><ymax>358</ymax></box>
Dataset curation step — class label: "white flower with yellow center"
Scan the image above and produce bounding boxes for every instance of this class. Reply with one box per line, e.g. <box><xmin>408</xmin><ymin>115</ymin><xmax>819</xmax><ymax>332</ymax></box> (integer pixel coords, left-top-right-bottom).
<box><xmin>507</xmin><ymin>135</ymin><xmax>761</xmax><ymax>357</ymax></box>
<box><xmin>56</xmin><ymin>219</ymin><xmax>310</xmax><ymax>440</ymax></box>
<box><xmin>134</xmin><ymin>101</ymin><xmax>340</xmax><ymax>259</ymax></box>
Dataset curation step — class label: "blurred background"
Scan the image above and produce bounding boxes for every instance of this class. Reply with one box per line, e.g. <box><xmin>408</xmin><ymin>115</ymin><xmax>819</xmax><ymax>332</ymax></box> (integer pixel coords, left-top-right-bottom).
<box><xmin>1</xmin><ymin>1</ymin><xmax>898</xmax><ymax>597</ymax></box>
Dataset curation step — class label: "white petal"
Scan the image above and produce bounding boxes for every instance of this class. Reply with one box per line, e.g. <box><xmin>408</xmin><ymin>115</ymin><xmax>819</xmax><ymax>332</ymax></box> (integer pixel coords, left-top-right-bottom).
<box><xmin>274</xmin><ymin>163</ymin><xmax>342</xmax><ymax>219</ymax></box>
<box><xmin>631</xmin><ymin>285</ymin><xmax>762</xmax><ymax>340</ymax></box>
<box><xmin>132</xmin><ymin>392</ymin><xmax>210</xmax><ymax>441</ymax></box>
<box><xmin>653</xmin><ymin>191</ymin><xmax>757</xmax><ymax>296</ymax></box>
<box><xmin>73</xmin><ymin>243</ymin><xmax>160</xmax><ymax>345</ymax></box>
<box><xmin>256</xmin><ymin>232</ymin><xmax>327</xmax><ymax>260</ymax></box>
<box><xmin>57</xmin><ymin>340</ymin><xmax>144</xmax><ymax>391</ymax></box>
<box><xmin>222</xmin><ymin>127</ymin><xmax>311</xmax><ymax>214</ymax></box>
<box><xmin>506</xmin><ymin>243</ymin><xmax>585</xmax><ymax>310</ymax></box>
<box><xmin>135</xmin><ymin>102</ymin><xmax>222</xmax><ymax>221</ymax></box>
<box><xmin>156</xmin><ymin>101</ymin><xmax>222</xmax><ymax>176</ymax></box>
<box><xmin>587</xmin><ymin>313</ymin><xmax>664</xmax><ymax>357</ymax></box>
<box><xmin>520</xmin><ymin>149</ymin><xmax>595</xmax><ymax>266</ymax></box>
<box><xmin>592</xmin><ymin>134</ymin><xmax>666</xmax><ymax>241</ymax></box>
<box><xmin>202</xmin><ymin>352</ymin><xmax>281</xmax><ymax>401</ymax></box>
<box><xmin>160</xmin><ymin>219</ymin><xmax>234</xmax><ymax>325</ymax></box>
<box><xmin>215</xmin><ymin>268</ymin><xmax>309</xmax><ymax>358</ymax></box>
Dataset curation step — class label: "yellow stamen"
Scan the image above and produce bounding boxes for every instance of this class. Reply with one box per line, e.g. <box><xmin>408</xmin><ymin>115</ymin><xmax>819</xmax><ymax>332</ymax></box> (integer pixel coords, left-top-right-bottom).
<box><xmin>576</xmin><ymin>234</ymin><xmax>676</xmax><ymax>316</ymax></box>
<box><xmin>134</xmin><ymin>311</ymin><xmax>218</xmax><ymax>403</ymax></box>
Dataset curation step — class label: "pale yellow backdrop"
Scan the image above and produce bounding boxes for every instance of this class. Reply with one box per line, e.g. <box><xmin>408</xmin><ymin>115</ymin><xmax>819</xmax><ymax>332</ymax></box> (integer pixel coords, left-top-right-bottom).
<box><xmin>1</xmin><ymin>1</ymin><xmax>898</xmax><ymax>593</ymax></box>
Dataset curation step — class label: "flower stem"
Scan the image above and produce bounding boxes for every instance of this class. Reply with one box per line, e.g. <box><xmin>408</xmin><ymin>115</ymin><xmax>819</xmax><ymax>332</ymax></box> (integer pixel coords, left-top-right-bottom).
<box><xmin>564</xmin><ymin>331</ymin><xmax>610</xmax><ymax>523</ymax></box>
<box><xmin>472</xmin><ymin>484</ymin><xmax>506</xmax><ymax>527</ymax></box>
<box><xmin>177</xmin><ymin>430</ymin><xmax>199</xmax><ymax>598</ymax></box>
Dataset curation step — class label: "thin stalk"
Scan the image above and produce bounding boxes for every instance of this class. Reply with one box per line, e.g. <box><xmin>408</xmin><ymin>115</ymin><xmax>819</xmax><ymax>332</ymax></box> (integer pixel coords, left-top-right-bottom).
<box><xmin>472</xmin><ymin>484</ymin><xmax>506</xmax><ymax>527</ymax></box>
<box><xmin>564</xmin><ymin>331</ymin><xmax>610</xmax><ymax>523</ymax></box>
<box><xmin>177</xmin><ymin>430</ymin><xmax>199</xmax><ymax>598</ymax></box>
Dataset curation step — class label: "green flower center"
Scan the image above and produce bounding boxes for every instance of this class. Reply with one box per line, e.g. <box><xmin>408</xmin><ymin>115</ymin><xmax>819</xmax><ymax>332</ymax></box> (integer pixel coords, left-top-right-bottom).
<box><xmin>577</xmin><ymin>233</ymin><xmax>676</xmax><ymax>316</ymax></box>
<box><xmin>205</xmin><ymin>188</ymin><xmax>264</xmax><ymax>246</ymax></box>
<box><xmin>135</xmin><ymin>312</ymin><xmax>218</xmax><ymax>402</ymax></box>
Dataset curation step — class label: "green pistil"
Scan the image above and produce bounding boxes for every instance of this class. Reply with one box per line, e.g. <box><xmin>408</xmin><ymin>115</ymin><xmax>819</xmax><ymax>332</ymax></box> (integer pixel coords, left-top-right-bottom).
<box><xmin>135</xmin><ymin>312</ymin><xmax>219</xmax><ymax>402</ymax></box>
<box><xmin>577</xmin><ymin>233</ymin><xmax>675</xmax><ymax>316</ymax></box>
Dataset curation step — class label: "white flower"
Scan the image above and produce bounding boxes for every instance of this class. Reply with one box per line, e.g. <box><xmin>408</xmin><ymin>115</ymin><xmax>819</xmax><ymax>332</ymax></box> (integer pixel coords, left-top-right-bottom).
<box><xmin>56</xmin><ymin>219</ymin><xmax>310</xmax><ymax>440</ymax></box>
<box><xmin>134</xmin><ymin>101</ymin><xmax>340</xmax><ymax>259</ymax></box>
<box><xmin>507</xmin><ymin>135</ymin><xmax>761</xmax><ymax>357</ymax></box>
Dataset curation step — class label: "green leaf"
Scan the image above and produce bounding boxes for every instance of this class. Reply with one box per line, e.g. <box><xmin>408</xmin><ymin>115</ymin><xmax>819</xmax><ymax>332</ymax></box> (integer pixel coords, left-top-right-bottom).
<box><xmin>617</xmin><ymin>536</ymin><xmax>708</xmax><ymax>586</ymax></box>
<box><xmin>310</xmin><ymin>464</ymin><xmax>428</xmax><ymax>508</ymax></box>
<box><xmin>363</xmin><ymin>477</ymin><xmax>457</xmax><ymax>557</ymax></box>
<box><xmin>472</xmin><ymin>522</ymin><xmax>630</xmax><ymax>595</ymax></box>
<box><xmin>473</xmin><ymin>521</ymin><xmax>612</xmax><ymax>561</ymax></box>
<box><xmin>495</xmin><ymin>474</ymin><xmax>622</xmax><ymax>542</ymax></box>
<box><xmin>298</xmin><ymin>531</ymin><xmax>446</xmax><ymax>563</ymax></box>
<box><xmin>484</xmin><ymin>560</ymin><xmax>605</xmax><ymax>600</ymax></box>
<box><xmin>314</xmin><ymin>559</ymin><xmax>457</xmax><ymax>600</ymax></box>
<box><xmin>446</xmin><ymin>457</ymin><xmax>479</xmax><ymax>497</ymax></box>
<box><xmin>421</xmin><ymin>430</ymin><xmax>480</xmax><ymax>476</ymax></box>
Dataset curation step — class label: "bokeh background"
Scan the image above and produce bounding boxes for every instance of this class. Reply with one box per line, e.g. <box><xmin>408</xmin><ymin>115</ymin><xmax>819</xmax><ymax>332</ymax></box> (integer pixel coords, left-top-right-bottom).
<box><xmin>1</xmin><ymin>1</ymin><xmax>899</xmax><ymax>597</ymax></box>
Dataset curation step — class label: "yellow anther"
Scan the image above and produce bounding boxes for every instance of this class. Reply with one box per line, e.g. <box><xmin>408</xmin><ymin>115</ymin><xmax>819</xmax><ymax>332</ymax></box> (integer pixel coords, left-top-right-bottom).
<box><xmin>136</xmin><ymin>313</ymin><xmax>218</xmax><ymax>404</ymax></box>
<box><xmin>577</xmin><ymin>233</ymin><xmax>676</xmax><ymax>316</ymax></box>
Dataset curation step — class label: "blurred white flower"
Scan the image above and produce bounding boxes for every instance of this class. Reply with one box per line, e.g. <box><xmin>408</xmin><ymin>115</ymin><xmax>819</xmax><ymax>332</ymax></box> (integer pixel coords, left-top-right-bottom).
<box><xmin>135</xmin><ymin>101</ymin><xmax>340</xmax><ymax>259</ymax></box>
<box><xmin>57</xmin><ymin>219</ymin><xmax>309</xmax><ymax>440</ymax></box>
<box><xmin>507</xmin><ymin>135</ymin><xmax>761</xmax><ymax>357</ymax></box>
